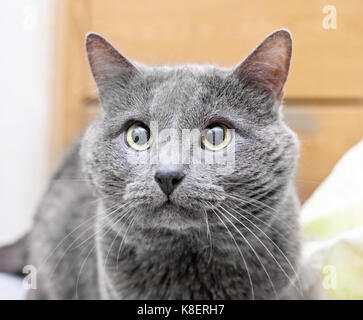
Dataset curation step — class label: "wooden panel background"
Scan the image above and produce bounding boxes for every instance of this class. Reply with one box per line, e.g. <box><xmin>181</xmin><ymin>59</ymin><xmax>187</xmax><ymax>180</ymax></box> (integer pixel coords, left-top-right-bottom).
<box><xmin>51</xmin><ymin>0</ymin><xmax>363</xmax><ymax>202</ymax></box>
<box><xmin>88</xmin><ymin>0</ymin><xmax>363</xmax><ymax>99</ymax></box>
<box><xmin>284</xmin><ymin>104</ymin><xmax>363</xmax><ymax>200</ymax></box>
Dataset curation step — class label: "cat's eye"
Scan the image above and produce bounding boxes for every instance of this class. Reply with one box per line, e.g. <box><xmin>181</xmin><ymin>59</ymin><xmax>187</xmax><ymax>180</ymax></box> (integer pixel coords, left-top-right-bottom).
<box><xmin>126</xmin><ymin>122</ymin><xmax>152</xmax><ymax>151</ymax></box>
<box><xmin>201</xmin><ymin>123</ymin><xmax>231</xmax><ymax>151</ymax></box>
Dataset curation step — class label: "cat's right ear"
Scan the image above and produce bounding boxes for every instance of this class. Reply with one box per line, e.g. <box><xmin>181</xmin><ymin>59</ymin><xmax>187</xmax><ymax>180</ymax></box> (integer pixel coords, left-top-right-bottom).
<box><xmin>86</xmin><ymin>33</ymin><xmax>137</xmax><ymax>91</ymax></box>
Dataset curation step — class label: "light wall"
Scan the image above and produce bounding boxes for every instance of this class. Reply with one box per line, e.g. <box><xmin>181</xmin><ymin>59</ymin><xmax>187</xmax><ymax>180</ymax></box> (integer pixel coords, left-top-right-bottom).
<box><xmin>0</xmin><ymin>0</ymin><xmax>54</xmax><ymax>244</ymax></box>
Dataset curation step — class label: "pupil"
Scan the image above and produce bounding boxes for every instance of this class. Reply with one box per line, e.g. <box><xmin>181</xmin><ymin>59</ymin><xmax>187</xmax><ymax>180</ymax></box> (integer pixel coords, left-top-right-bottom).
<box><xmin>206</xmin><ymin>126</ymin><xmax>224</xmax><ymax>146</ymax></box>
<box><xmin>132</xmin><ymin>125</ymin><xmax>149</xmax><ymax>145</ymax></box>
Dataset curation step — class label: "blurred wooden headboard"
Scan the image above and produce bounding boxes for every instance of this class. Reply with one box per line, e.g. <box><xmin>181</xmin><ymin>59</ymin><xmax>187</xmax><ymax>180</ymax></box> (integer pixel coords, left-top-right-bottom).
<box><xmin>51</xmin><ymin>0</ymin><xmax>363</xmax><ymax>202</ymax></box>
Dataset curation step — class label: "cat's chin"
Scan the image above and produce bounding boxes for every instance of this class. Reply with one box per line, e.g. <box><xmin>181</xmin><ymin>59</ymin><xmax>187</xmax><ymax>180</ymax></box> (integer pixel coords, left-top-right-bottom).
<box><xmin>136</xmin><ymin>199</ymin><xmax>204</xmax><ymax>230</ymax></box>
<box><xmin>159</xmin><ymin>198</ymin><xmax>206</xmax><ymax>214</ymax></box>
<box><xmin>156</xmin><ymin>200</ymin><xmax>192</xmax><ymax>216</ymax></box>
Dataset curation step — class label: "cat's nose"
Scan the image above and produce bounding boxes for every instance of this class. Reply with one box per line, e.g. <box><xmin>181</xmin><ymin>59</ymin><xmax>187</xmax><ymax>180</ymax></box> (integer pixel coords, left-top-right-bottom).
<box><xmin>154</xmin><ymin>165</ymin><xmax>185</xmax><ymax>196</ymax></box>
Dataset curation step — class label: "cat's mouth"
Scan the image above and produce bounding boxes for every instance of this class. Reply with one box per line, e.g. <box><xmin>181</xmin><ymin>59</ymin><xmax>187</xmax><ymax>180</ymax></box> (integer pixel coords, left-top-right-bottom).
<box><xmin>160</xmin><ymin>198</ymin><xmax>179</xmax><ymax>209</ymax></box>
<box><xmin>155</xmin><ymin>197</ymin><xmax>198</xmax><ymax>216</ymax></box>
<box><xmin>148</xmin><ymin>199</ymin><xmax>205</xmax><ymax>229</ymax></box>
<box><xmin>158</xmin><ymin>196</ymin><xmax>211</xmax><ymax>214</ymax></box>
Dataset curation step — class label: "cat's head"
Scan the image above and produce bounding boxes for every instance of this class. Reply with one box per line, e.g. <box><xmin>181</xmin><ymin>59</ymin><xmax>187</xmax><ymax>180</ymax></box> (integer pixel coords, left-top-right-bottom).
<box><xmin>81</xmin><ymin>30</ymin><xmax>299</xmax><ymax>231</ymax></box>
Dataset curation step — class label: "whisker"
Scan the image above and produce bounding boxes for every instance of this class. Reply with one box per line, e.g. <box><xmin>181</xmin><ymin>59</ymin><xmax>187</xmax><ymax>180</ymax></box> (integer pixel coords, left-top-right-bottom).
<box><xmin>75</xmin><ymin>241</ymin><xmax>96</xmax><ymax>299</ymax></box>
<box><xmin>203</xmin><ymin>200</ymin><xmax>255</xmax><ymax>300</ymax></box>
<box><xmin>225</xmin><ymin>193</ymin><xmax>296</xmax><ymax>233</ymax></box>
<box><xmin>116</xmin><ymin>211</ymin><xmax>139</xmax><ymax>270</ymax></box>
<box><xmin>74</xmin><ymin>204</ymin><xmax>132</xmax><ymax>299</ymax></box>
<box><xmin>39</xmin><ymin>201</ymin><xmax>122</xmax><ymax>271</ymax></box>
<box><xmin>222</xmin><ymin>202</ymin><xmax>304</xmax><ymax>296</ymax></box>
<box><xmin>48</xmin><ymin>202</ymin><xmax>127</xmax><ymax>278</ymax></box>
<box><xmin>223</xmin><ymin>194</ymin><xmax>296</xmax><ymax>244</ymax></box>
<box><xmin>215</xmin><ymin>204</ymin><xmax>278</xmax><ymax>299</ymax></box>
<box><xmin>52</xmin><ymin>178</ymin><xmax>94</xmax><ymax>182</ymax></box>
<box><xmin>73</xmin><ymin>203</ymin><xmax>129</xmax><ymax>250</ymax></box>
<box><xmin>228</xmin><ymin>192</ymin><xmax>280</xmax><ymax>215</ymax></box>
<box><xmin>103</xmin><ymin>205</ymin><xmax>134</xmax><ymax>269</ymax></box>
<box><xmin>203</xmin><ymin>207</ymin><xmax>213</xmax><ymax>264</ymax></box>
<box><xmin>218</xmin><ymin>204</ymin><xmax>299</xmax><ymax>294</ymax></box>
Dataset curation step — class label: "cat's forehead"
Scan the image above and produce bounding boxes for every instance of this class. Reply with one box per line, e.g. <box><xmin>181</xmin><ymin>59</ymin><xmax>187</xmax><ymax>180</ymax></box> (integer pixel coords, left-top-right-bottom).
<box><xmin>144</xmin><ymin>66</ymin><xmax>229</xmax><ymax>129</ymax></box>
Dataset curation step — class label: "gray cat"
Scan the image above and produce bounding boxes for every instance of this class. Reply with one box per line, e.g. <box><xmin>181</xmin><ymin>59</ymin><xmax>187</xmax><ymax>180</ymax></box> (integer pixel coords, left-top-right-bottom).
<box><xmin>0</xmin><ymin>29</ymin><xmax>302</xmax><ymax>299</ymax></box>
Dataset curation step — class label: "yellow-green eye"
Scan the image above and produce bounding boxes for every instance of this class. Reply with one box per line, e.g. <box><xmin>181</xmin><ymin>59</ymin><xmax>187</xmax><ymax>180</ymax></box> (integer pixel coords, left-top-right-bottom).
<box><xmin>201</xmin><ymin>123</ymin><xmax>231</xmax><ymax>151</ymax></box>
<box><xmin>126</xmin><ymin>122</ymin><xmax>152</xmax><ymax>151</ymax></box>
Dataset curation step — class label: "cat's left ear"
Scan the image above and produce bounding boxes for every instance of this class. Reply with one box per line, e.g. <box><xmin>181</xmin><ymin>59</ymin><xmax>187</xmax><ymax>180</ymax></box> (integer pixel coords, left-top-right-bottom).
<box><xmin>233</xmin><ymin>29</ymin><xmax>292</xmax><ymax>101</ymax></box>
<box><xmin>86</xmin><ymin>32</ymin><xmax>137</xmax><ymax>91</ymax></box>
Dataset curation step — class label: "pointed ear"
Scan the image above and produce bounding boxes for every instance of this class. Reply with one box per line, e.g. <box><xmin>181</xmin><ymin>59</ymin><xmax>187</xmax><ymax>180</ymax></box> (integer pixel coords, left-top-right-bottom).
<box><xmin>233</xmin><ymin>29</ymin><xmax>292</xmax><ymax>101</ymax></box>
<box><xmin>86</xmin><ymin>33</ymin><xmax>137</xmax><ymax>91</ymax></box>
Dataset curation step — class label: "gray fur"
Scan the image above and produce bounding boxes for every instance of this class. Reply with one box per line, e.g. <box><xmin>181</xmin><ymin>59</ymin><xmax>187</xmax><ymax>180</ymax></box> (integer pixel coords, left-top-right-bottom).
<box><xmin>14</xmin><ymin>30</ymin><xmax>301</xmax><ymax>299</ymax></box>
